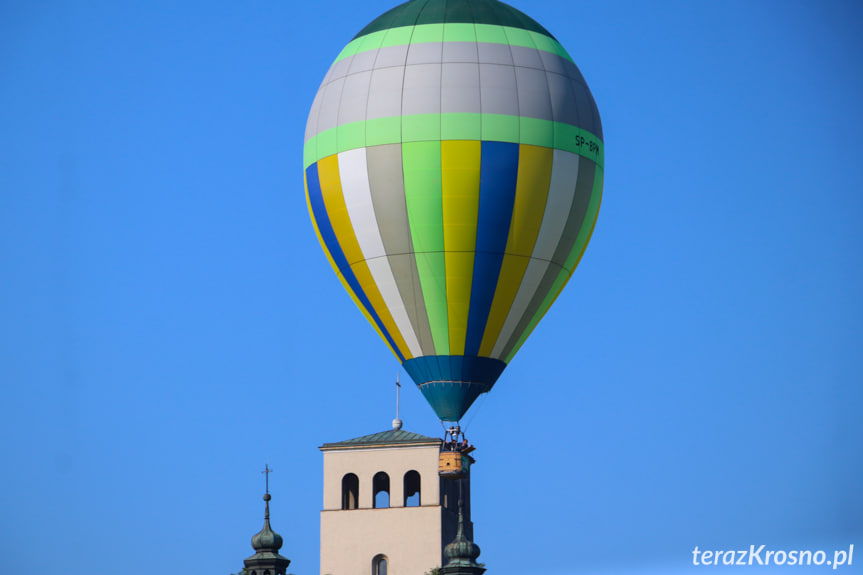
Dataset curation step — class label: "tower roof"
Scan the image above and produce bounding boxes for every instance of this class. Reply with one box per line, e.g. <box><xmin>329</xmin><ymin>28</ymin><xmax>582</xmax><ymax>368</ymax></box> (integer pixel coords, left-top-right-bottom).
<box><xmin>244</xmin><ymin>488</ymin><xmax>291</xmax><ymax>574</ymax></box>
<box><xmin>441</xmin><ymin>501</ymin><xmax>486</xmax><ymax>575</ymax></box>
<box><xmin>320</xmin><ymin>428</ymin><xmax>440</xmax><ymax>451</ymax></box>
<box><xmin>251</xmin><ymin>494</ymin><xmax>284</xmax><ymax>553</ymax></box>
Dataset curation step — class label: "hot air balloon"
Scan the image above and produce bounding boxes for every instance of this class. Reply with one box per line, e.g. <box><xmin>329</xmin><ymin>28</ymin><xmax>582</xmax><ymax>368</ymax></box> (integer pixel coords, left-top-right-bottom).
<box><xmin>304</xmin><ymin>0</ymin><xmax>603</xmax><ymax>423</ymax></box>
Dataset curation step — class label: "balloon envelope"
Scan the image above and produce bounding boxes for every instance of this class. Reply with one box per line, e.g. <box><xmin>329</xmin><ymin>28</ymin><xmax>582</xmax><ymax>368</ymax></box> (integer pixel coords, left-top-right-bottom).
<box><xmin>304</xmin><ymin>0</ymin><xmax>603</xmax><ymax>421</ymax></box>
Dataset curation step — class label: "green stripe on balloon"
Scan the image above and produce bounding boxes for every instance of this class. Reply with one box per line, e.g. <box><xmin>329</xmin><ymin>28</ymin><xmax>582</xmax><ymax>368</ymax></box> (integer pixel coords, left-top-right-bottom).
<box><xmin>403</xmin><ymin>142</ymin><xmax>450</xmax><ymax>354</ymax></box>
<box><xmin>380</xmin><ymin>26</ymin><xmax>414</xmax><ymax>48</ymax></box>
<box><xmin>338</xmin><ymin>122</ymin><xmax>365</xmax><ymax>152</ymax></box>
<box><xmin>410</xmin><ymin>23</ymin><xmax>443</xmax><ymax>43</ymax></box>
<box><xmin>303</xmin><ymin>114</ymin><xmax>604</xmax><ymax>169</ymax></box>
<box><xmin>402</xmin><ymin>115</ymin><xmax>441</xmax><ymax>143</ymax></box>
<box><xmin>501</xmin><ymin>25</ymin><xmax>536</xmax><ymax>50</ymax></box>
<box><xmin>403</xmin><ymin>142</ymin><xmax>444</xmax><ymax>255</ymax></box>
<box><xmin>443</xmin><ymin>23</ymin><xmax>481</xmax><ymax>42</ymax></box>
<box><xmin>529</xmin><ymin>31</ymin><xmax>572</xmax><ymax>59</ymax></box>
<box><xmin>519</xmin><ymin>116</ymin><xmax>554</xmax><ymax>147</ymax></box>
<box><xmin>334</xmin><ymin>24</ymin><xmax>573</xmax><ymax>64</ymax></box>
<box><xmin>481</xmin><ymin>114</ymin><xmax>519</xmax><ymax>143</ymax></box>
<box><xmin>365</xmin><ymin>117</ymin><xmax>401</xmax><ymax>148</ymax></box>
<box><xmin>441</xmin><ymin>114</ymin><xmax>482</xmax><ymax>141</ymax></box>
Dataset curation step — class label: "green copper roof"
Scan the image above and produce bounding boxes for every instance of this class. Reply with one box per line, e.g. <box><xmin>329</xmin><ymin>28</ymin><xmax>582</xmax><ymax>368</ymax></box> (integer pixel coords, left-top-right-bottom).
<box><xmin>320</xmin><ymin>428</ymin><xmax>440</xmax><ymax>449</ymax></box>
<box><xmin>244</xmin><ymin>493</ymin><xmax>292</xmax><ymax>572</ymax></box>
<box><xmin>442</xmin><ymin>503</ymin><xmax>484</xmax><ymax>575</ymax></box>
<box><xmin>354</xmin><ymin>0</ymin><xmax>554</xmax><ymax>40</ymax></box>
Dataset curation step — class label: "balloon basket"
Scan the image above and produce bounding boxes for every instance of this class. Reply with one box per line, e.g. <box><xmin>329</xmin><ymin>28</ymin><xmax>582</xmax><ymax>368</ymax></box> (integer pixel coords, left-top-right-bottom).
<box><xmin>439</xmin><ymin>451</ymin><xmax>470</xmax><ymax>479</ymax></box>
<box><xmin>439</xmin><ymin>425</ymin><xmax>475</xmax><ymax>480</ymax></box>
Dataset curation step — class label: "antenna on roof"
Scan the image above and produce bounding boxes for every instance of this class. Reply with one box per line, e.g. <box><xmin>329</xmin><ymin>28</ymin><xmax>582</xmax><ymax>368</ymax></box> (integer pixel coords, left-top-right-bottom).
<box><xmin>392</xmin><ymin>374</ymin><xmax>403</xmax><ymax>430</ymax></box>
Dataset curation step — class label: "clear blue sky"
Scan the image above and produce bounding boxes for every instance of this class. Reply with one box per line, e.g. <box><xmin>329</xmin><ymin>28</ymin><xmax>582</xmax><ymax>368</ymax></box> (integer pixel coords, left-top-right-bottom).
<box><xmin>2</xmin><ymin>1</ymin><xmax>861</xmax><ymax>574</ymax></box>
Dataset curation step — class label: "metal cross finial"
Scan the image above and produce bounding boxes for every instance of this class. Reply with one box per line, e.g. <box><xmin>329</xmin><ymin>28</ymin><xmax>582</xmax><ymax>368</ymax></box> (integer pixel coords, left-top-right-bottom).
<box><xmin>262</xmin><ymin>464</ymin><xmax>273</xmax><ymax>494</ymax></box>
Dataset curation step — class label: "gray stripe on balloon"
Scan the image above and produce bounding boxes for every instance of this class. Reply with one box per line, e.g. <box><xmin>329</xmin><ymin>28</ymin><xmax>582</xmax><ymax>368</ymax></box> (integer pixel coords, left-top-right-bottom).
<box><xmin>305</xmin><ymin>42</ymin><xmax>595</xmax><ymax>142</ymax></box>
<box><xmin>366</xmin><ymin>144</ymin><xmax>436</xmax><ymax>356</ymax></box>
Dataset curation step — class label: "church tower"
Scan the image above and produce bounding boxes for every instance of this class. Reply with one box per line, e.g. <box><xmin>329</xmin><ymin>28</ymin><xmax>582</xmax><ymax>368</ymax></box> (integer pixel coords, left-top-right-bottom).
<box><xmin>319</xmin><ymin>423</ymin><xmax>473</xmax><ymax>575</ymax></box>
<box><xmin>244</xmin><ymin>466</ymin><xmax>293</xmax><ymax>575</ymax></box>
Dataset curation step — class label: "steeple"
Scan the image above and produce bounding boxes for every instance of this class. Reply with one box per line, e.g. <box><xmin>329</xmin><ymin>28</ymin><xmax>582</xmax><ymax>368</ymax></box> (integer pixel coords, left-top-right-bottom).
<box><xmin>440</xmin><ymin>500</ymin><xmax>486</xmax><ymax>575</ymax></box>
<box><xmin>244</xmin><ymin>465</ymin><xmax>292</xmax><ymax>575</ymax></box>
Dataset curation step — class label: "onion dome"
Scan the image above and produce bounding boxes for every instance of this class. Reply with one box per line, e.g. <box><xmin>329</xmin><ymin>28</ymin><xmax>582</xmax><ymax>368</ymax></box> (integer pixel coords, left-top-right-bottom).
<box><xmin>251</xmin><ymin>493</ymin><xmax>284</xmax><ymax>552</ymax></box>
<box><xmin>244</xmin><ymin>491</ymin><xmax>291</xmax><ymax>575</ymax></box>
<box><xmin>441</xmin><ymin>501</ymin><xmax>486</xmax><ymax>575</ymax></box>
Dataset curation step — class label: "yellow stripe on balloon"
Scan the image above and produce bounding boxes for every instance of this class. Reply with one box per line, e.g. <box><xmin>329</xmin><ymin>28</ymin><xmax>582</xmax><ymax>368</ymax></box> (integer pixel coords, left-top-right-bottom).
<box><xmin>503</xmin><ymin>163</ymin><xmax>604</xmax><ymax>364</ymax></box>
<box><xmin>305</xmin><ymin>171</ymin><xmax>342</xmax><ymax>284</ymax></box>
<box><xmin>350</xmin><ymin>260</ymin><xmax>415</xmax><ymax>359</ymax></box>
<box><xmin>478</xmin><ymin>144</ymin><xmax>553</xmax><ymax>357</ymax></box>
<box><xmin>441</xmin><ymin>140</ymin><xmax>481</xmax><ymax>355</ymax></box>
<box><xmin>316</xmin><ymin>155</ymin><xmax>413</xmax><ymax>360</ymax></box>
<box><xmin>508</xmin><ymin>145</ymin><xmax>554</xmax><ymax>256</ymax></box>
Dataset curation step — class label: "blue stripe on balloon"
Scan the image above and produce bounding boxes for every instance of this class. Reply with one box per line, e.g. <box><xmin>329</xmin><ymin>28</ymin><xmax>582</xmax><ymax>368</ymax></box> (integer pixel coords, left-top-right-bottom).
<box><xmin>305</xmin><ymin>163</ymin><xmax>405</xmax><ymax>362</ymax></box>
<box><xmin>403</xmin><ymin>354</ymin><xmax>507</xmax><ymax>421</ymax></box>
<box><xmin>464</xmin><ymin>141</ymin><xmax>520</xmax><ymax>356</ymax></box>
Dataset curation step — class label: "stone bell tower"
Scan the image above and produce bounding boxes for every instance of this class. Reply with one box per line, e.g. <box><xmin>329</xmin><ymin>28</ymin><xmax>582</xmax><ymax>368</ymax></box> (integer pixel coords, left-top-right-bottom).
<box><xmin>319</xmin><ymin>423</ymin><xmax>473</xmax><ymax>575</ymax></box>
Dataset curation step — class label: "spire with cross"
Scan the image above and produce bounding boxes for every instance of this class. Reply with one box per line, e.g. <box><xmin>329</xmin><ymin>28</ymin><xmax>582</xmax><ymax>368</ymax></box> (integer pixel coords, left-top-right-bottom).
<box><xmin>244</xmin><ymin>464</ymin><xmax>292</xmax><ymax>575</ymax></box>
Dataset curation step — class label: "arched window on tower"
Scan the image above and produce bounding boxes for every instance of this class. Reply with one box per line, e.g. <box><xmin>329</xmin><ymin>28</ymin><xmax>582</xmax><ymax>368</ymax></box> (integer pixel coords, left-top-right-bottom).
<box><xmin>403</xmin><ymin>470</ymin><xmax>421</xmax><ymax>507</ymax></box>
<box><xmin>372</xmin><ymin>554</ymin><xmax>388</xmax><ymax>575</ymax></box>
<box><xmin>342</xmin><ymin>473</ymin><xmax>359</xmax><ymax>510</ymax></box>
<box><xmin>372</xmin><ymin>471</ymin><xmax>390</xmax><ymax>508</ymax></box>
